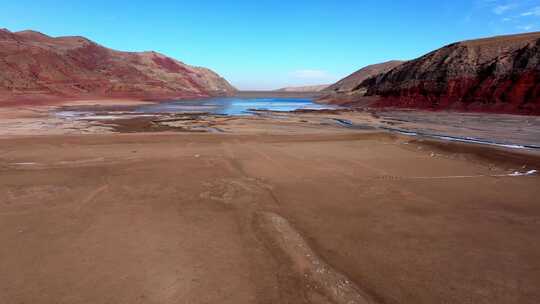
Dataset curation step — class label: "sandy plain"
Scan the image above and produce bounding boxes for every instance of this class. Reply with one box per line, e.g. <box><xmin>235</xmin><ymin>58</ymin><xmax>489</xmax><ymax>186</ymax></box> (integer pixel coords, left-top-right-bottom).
<box><xmin>1</xmin><ymin>100</ymin><xmax>539</xmax><ymax>304</ymax></box>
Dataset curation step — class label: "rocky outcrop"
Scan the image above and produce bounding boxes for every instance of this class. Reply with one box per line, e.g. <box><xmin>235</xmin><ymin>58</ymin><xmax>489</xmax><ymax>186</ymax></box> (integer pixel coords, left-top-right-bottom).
<box><xmin>325</xmin><ymin>32</ymin><xmax>540</xmax><ymax>114</ymax></box>
<box><xmin>0</xmin><ymin>29</ymin><xmax>236</xmax><ymax>103</ymax></box>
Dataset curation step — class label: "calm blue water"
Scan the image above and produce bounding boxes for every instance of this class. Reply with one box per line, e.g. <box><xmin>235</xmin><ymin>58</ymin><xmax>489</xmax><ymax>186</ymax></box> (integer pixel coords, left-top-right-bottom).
<box><xmin>134</xmin><ymin>97</ymin><xmax>339</xmax><ymax>115</ymax></box>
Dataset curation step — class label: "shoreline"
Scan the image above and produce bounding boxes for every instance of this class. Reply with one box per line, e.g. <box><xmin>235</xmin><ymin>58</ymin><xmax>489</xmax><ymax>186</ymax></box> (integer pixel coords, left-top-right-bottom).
<box><xmin>1</xmin><ymin>99</ymin><xmax>539</xmax><ymax>151</ymax></box>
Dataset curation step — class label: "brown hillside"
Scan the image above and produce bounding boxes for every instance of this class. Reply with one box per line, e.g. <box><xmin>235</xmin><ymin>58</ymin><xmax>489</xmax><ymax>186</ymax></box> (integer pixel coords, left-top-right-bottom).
<box><xmin>0</xmin><ymin>29</ymin><xmax>235</xmax><ymax>103</ymax></box>
<box><xmin>325</xmin><ymin>32</ymin><xmax>540</xmax><ymax>114</ymax></box>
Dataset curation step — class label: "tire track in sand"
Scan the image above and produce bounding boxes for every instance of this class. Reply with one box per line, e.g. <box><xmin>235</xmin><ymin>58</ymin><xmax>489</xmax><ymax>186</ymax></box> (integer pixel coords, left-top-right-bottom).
<box><xmin>219</xmin><ymin>141</ymin><xmax>377</xmax><ymax>303</ymax></box>
<box><xmin>254</xmin><ymin>211</ymin><xmax>376</xmax><ymax>304</ymax></box>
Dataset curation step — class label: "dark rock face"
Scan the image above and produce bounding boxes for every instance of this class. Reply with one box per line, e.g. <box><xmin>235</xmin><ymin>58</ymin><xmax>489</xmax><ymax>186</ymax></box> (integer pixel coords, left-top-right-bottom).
<box><xmin>0</xmin><ymin>29</ymin><xmax>236</xmax><ymax>103</ymax></box>
<box><xmin>328</xmin><ymin>32</ymin><xmax>540</xmax><ymax>114</ymax></box>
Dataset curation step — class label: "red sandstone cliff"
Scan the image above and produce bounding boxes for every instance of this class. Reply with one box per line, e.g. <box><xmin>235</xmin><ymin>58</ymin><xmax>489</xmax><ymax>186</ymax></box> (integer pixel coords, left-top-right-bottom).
<box><xmin>325</xmin><ymin>32</ymin><xmax>540</xmax><ymax>114</ymax></box>
<box><xmin>0</xmin><ymin>29</ymin><xmax>236</xmax><ymax>103</ymax></box>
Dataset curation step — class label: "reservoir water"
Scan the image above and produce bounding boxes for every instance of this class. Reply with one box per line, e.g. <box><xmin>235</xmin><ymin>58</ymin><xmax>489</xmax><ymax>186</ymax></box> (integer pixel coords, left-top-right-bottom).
<box><xmin>133</xmin><ymin>97</ymin><xmax>339</xmax><ymax>115</ymax></box>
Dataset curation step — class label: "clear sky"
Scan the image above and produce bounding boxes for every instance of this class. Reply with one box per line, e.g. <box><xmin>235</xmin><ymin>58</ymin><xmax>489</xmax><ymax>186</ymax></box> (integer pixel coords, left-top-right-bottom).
<box><xmin>2</xmin><ymin>0</ymin><xmax>540</xmax><ymax>90</ymax></box>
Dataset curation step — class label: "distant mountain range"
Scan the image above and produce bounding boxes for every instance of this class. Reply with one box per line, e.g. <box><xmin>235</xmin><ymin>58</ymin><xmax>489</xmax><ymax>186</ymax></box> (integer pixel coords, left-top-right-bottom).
<box><xmin>321</xmin><ymin>32</ymin><xmax>540</xmax><ymax>114</ymax></box>
<box><xmin>0</xmin><ymin>29</ymin><xmax>235</xmax><ymax>103</ymax></box>
<box><xmin>276</xmin><ymin>84</ymin><xmax>329</xmax><ymax>92</ymax></box>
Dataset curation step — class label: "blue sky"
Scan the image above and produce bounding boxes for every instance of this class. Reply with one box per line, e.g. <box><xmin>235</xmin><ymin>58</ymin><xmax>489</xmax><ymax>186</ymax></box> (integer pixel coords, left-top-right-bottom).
<box><xmin>2</xmin><ymin>0</ymin><xmax>540</xmax><ymax>89</ymax></box>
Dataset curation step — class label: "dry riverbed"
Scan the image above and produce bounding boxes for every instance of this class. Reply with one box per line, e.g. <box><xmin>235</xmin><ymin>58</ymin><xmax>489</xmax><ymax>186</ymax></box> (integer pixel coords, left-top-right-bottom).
<box><xmin>1</xmin><ymin>100</ymin><xmax>539</xmax><ymax>304</ymax></box>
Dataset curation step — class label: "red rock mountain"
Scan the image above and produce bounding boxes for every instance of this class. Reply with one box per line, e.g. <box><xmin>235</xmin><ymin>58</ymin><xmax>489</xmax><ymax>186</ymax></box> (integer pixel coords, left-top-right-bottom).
<box><xmin>325</xmin><ymin>32</ymin><xmax>540</xmax><ymax>114</ymax></box>
<box><xmin>0</xmin><ymin>29</ymin><xmax>236</xmax><ymax>103</ymax></box>
<box><xmin>319</xmin><ymin>60</ymin><xmax>404</xmax><ymax>105</ymax></box>
<box><xmin>325</xmin><ymin>60</ymin><xmax>404</xmax><ymax>93</ymax></box>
